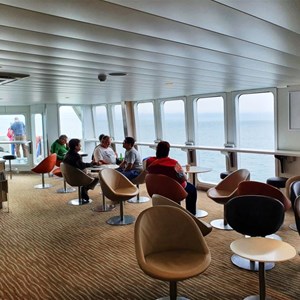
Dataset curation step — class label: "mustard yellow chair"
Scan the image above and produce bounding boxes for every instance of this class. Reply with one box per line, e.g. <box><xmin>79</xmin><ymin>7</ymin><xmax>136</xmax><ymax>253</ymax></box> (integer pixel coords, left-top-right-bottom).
<box><xmin>207</xmin><ymin>168</ymin><xmax>250</xmax><ymax>230</ymax></box>
<box><xmin>128</xmin><ymin>169</ymin><xmax>150</xmax><ymax>203</ymax></box>
<box><xmin>60</xmin><ymin>163</ymin><xmax>94</xmax><ymax>205</ymax></box>
<box><xmin>31</xmin><ymin>153</ymin><xmax>57</xmax><ymax>189</ymax></box>
<box><xmin>135</xmin><ymin>205</ymin><xmax>211</xmax><ymax>300</ymax></box>
<box><xmin>99</xmin><ymin>168</ymin><xmax>138</xmax><ymax>225</ymax></box>
<box><xmin>152</xmin><ymin>194</ymin><xmax>212</xmax><ymax>237</ymax></box>
<box><xmin>52</xmin><ymin>166</ymin><xmax>76</xmax><ymax>193</ymax></box>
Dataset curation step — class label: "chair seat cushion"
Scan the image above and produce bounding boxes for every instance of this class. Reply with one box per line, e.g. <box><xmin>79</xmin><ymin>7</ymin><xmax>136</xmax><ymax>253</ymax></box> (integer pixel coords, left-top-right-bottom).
<box><xmin>144</xmin><ymin>250</ymin><xmax>210</xmax><ymax>281</ymax></box>
<box><xmin>3</xmin><ymin>155</ymin><xmax>16</xmax><ymax>160</ymax></box>
<box><xmin>267</xmin><ymin>177</ymin><xmax>288</xmax><ymax>188</ymax></box>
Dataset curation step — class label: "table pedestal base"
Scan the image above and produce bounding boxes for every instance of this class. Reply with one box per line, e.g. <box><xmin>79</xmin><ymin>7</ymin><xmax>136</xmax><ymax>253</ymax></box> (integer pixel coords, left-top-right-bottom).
<box><xmin>244</xmin><ymin>296</ymin><xmax>272</xmax><ymax>300</ymax></box>
<box><xmin>231</xmin><ymin>254</ymin><xmax>274</xmax><ymax>271</ymax></box>
<box><xmin>195</xmin><ymin>209</ymin><xmax>208</xmax><ymax>218</ymax></box>
<box><xmin>210</xmin><ymin>219</ymin><xmax>233</xmax><ymax>230</ymax></box>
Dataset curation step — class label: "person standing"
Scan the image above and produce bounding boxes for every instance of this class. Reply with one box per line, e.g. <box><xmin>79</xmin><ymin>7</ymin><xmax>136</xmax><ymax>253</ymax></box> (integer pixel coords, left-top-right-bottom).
<box><xmin>10</xmin><ymin>117</ymin><xmax>28</xmax><ymax>158</ymax></box>
<box><xmin>50</xmin><ymin>134</ymin><xmax>69</xmax><ymax>163</ymax></box>
<box><xmin>146</xmin><ymin>141</ymin><xmax>197</xmax><ymax>215</ymax></box>
<box><xmin>63</xmin><ymin>138</ymin><xmax>99</xmax><ymax>202</ymax></box>
<box><xmin>117</xmin><ymin>136</ymin><xmax>142</xmax><ymax>180</ymax></box>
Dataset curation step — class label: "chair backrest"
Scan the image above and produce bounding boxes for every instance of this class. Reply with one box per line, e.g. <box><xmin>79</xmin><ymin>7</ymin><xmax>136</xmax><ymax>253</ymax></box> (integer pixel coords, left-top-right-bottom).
<box><xmin>238</xmin><ymin>180</ymin><xmax>291</xmax><ymax>211</ymax></box>
<box><xmin>60</xmin><ymin>163</ymin><xmax>93</xmax><ymax>187</ymax></box>
<box><xmin>294</xmin><ymin>196</ymin><xmax>300</xmax><ymax>234</ymax></box>
<box><xmin>290</xmin><ymin>181</ymin><xmax>300</xmax><ymax>207</ymax></box>
<box><xmin>131</xmin><ymin>169</ymin><xmax>148</xmax><ymax>185</ymax></box>
<box><xmin>31</xmin><ymin>153</ymin><xmax>57</xmax><ymax>173</ymax></box>
<box><xmin>152</xmin><ymin>194</ymin><xmax>212</xmax><ymax>237</ymax></box>
<box><xmin>145</xmin><ymin>173</ymin><xmax>188</xmax><ymax>203</ymax></box>
<box><xmin>216</xmin><ymin>168</ymin><xmax>250</xmax><ymax>192</ymax></box>
<box><xmin>225</xmin><ymin>195</ymin><xmax>285</xmax><ymax>237</ymax></box>
<box><xmin>285</xmin><ymin>175</ymin><xmax>300</xmax><ymax>199</ymax></box>
<box><xmin>134</xmin><ymin>205</ymin><xmax>210</xmax><ymax>271</ymax></box>
<box><xmin>99</xmin><ymin>168</ymin><xmax>138</xmax><ymax>201</ymax></box>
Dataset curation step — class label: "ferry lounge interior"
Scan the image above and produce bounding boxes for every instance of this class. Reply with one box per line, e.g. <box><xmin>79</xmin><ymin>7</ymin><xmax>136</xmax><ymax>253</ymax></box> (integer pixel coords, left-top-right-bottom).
<box><xmin>1</xmin><ymin>1</ymin><xmax>300</xmax><ymax>299</ymax></box>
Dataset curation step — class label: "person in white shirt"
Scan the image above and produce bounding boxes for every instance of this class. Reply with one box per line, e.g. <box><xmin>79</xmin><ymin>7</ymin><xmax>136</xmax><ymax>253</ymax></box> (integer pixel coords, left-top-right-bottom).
<box><xmin>93</xmin><ymin>135</ymin><xmax>117</xmax><ymax>165</ymax></box>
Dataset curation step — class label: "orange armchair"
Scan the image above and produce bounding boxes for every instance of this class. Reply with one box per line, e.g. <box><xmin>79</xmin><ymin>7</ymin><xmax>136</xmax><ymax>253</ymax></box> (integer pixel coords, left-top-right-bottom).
<box><xmin>145</xmin><ymin>173</ymin><xmax>188</xmax><ymax>204</ymax></box>
<box><xmin>31</xmin><ymin>153</ymin><xmax>57</xmax><ymax>189</ymax></box>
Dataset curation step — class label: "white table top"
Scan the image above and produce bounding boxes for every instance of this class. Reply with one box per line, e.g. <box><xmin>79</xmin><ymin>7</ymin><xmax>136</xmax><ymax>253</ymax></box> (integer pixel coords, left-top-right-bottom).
<box><xmin>230</xmin><ymin>237</ymin><xmax>296</xmax><ymax>263</ymax></box>
<box><xmin>88</xmin><ymin>164</ymin><xmax>119</xmax><ymax>172</ymax></box>
<box><xmin>182</xmin><ymin>166</ymin><xmax>212</xmax><ymax>174</ymax></box>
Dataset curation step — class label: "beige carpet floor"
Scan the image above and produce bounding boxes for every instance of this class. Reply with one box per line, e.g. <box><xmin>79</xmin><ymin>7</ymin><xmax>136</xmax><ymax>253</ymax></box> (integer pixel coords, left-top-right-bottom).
<box><xmin>0</xmin><ymin>173</ymin><xmax>300</xmax><ymax>300</ymax></box>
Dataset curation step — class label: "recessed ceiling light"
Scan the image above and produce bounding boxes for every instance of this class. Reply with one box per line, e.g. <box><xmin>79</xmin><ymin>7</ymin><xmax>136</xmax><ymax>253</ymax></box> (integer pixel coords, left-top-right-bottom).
<box><xmin>108</xmin><ymin>72</ymin><xmax>127</xmax><ymax>76</ymax></box>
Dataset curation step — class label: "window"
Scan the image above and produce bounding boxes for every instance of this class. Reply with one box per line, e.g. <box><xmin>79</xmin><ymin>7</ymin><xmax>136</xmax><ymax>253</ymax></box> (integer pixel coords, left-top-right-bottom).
<box><xmin>59</xmin><ymin>106</ymin><xmax>83</xmax><ymax>139</ymax></box>
<box><xmin>94</xmin><ymin>105</ymin><xmax>109</xmax><ymax>136</ymax></box>
<box><xmin>135</xmin><ymin>102</ymin><xmax>156</xmax><ymax>159</ymax></box>
<box><xmin>111</xmin><ymin>104</ymin><xmax>124</xmax><ymax>156</ymax></box>
<box><xmin>161</xmin><ymin>100</ymin><xmax>186</xmax><ymax>164</ymax></box>
<box><xmin>237</xmin><ymin>92</ymin><xmax>275</xmax><ymax>181</ymax></box>
<box><xmin>34</xmin><ymin>113</ymin><xmax>44</xmax><ymax>163</ymax></box>
<box><xmin>195</xmin><ymin>96</ymin><xmax>225</xmax><ymax>182</ymax></box>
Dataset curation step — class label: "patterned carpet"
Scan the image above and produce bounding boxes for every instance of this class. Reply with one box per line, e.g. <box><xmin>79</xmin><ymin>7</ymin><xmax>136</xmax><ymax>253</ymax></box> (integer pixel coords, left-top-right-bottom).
<box><xmin>0</xmin><ymin>173</ymin><xmax>300</xmax><ymax>300</ymax></box>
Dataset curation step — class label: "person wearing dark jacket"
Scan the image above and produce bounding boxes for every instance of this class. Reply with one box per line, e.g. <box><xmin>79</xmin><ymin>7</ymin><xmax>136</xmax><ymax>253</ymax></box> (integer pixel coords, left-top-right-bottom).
<box><xmin>63</xmin><ymin>138</ymin><xmax>99</xmax><ymax>202</ymax></box>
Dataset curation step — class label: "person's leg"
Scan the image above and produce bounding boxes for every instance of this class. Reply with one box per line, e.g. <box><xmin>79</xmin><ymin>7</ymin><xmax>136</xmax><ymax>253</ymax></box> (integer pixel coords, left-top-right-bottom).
<box><xmin>14</xmin><ymin>136</ymin><xmax>21</xmax><ymax>157</ymax></box>
<box><xmin>184</xmin><ymin>182</ymin><xmax>197</xmax><ymax>215</ymax></box>
<box><xmin>120</xmin><ymin>170</ymin><xmax>139</xmax><ymax>180</ymax></box>
<box><xmin>21</xmin><ymin>135</ymin><xmax>28</xmax><ymax>157</ymax></box>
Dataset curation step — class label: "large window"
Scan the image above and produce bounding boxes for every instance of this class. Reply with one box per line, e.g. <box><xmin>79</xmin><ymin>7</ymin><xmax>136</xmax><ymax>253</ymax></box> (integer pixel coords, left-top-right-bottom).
<box><xmin>94</xmin><ymin>105</ymin><xmax>109</xmax><ymax>137</ymax></box>
<box><xmin>237</xmin><ymin>92</ymin><xmax>275</xmax><ymax>181</ymax></box>
<box><xmin>0</xmin><ymin>114</ymin><xmax>29</xmax><ymax>165</ymax></box>
<box><xmin>111</xmin><ymin>104</ymin><xmax>124</xmax><ymax>156</ymax></box>
<box><xmin>195</xmin><ymin>96</ymin><xmax>225</xmax><ymax>183</ymax></box>
<box><xmin>59</xmin><ymin>106</ymin><xmax>83</xmax><ymax>139</ymax></box>
<box><xmin>135</xmin><ymin>102</ymin><xmax>156</xmax><ymax>159</ymax></box>
<box><xmin>161</xmin><ymin>100</ymin><xmax>186</xmax><ymax>164</ymax></box>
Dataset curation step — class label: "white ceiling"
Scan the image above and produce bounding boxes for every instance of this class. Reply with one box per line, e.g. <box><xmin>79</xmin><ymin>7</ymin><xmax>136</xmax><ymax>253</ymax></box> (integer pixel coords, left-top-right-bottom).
<box><xmin>1</xmin><ymin>0</ymin><xmax>300</xmax><ymax>106</ymax></box>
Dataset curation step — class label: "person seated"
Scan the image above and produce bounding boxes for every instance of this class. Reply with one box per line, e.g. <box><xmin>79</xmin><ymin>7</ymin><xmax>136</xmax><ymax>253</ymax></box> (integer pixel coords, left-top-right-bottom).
<box><xmin>93</xmin><ymin>135</ymin><xmax>117</xmax><ymax>165</ymax></box>
<box><xmin>146</xmin><ymin>141</ymin><xmax>197</xmax><ymax>215</ymax></box>
<box><xmin>63</xmin><ymin>138</ymin><xmax>99</xmax><ymax>202</ymax></box>
<box><xmin>50</xmin><ymin>134</ymin><xmax>69</xmax><ymax>164</ymax></box>
<box><xmin>116</xmin><ymin>136</ymin><xmax>143</xmax><ymax>180</ymax></box>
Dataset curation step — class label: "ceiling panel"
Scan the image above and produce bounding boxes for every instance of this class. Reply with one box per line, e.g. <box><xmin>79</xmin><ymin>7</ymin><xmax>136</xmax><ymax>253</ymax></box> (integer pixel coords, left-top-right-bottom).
<box><xmin>0</xmin><ymin>0</ymin><xmax>300</xmax><ymax>106</ymax></box>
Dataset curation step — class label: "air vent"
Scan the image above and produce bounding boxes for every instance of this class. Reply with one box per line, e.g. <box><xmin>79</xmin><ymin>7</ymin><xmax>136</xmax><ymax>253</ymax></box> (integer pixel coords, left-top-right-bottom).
<box><xmin>0</xmin><ymin>73</ymin><xmax>29</xmax><ymax>85</ymax></box>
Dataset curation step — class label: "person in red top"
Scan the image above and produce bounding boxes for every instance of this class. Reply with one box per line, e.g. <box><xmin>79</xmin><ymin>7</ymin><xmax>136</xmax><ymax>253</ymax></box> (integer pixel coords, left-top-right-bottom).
<box><xmin>146</xmin><ymin>141</ymin><xmax>197</xmax><ymax>215</ymax></box>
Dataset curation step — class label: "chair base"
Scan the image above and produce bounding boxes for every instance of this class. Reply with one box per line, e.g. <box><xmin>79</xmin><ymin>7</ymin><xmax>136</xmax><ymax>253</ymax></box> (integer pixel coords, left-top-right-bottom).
<box><xmin>289</xmin><ymin>223</ymin><xmax>297</xmax><ymax>231</ymax></box>
<box><xmin>231</xmin><ymin>254</ymin><xmax>275</xmax><ymax>271</ymax></box>
<box><xmin>156</xmin><ymin>297</ymin><xmax>190</xmax><ymax>300</ymax></box>
<box><xmin>34</xmin><ymin>183</ymin><xmax>53</xmax><ymax>189</ymax></box>
<box><xmin>92</xmin><ymin>204</ymin><xmax>116</xmax><ymax>212</ymax></box>
<box><xmin>244</xmin><ymin>296</ymin><xmax>272</xmax><ymax>300</ymax></box>
<box><xmin>210</xmin><ymin>219</ymin><xmax>233</xmax><ymax>230</ymax></box>
<box><xmin>195</xmin><ymin>209</ymin><xmax>208</xmax><ymax>218</ymax></box>
<box><xmin>68</xmin><ymin>199</ymin><xmax>92</xmax><ymax>206</ymax></box>
<box><xmin>106</xmin><ymin>215</ymin><xmax>135</xmax><ymax>226</ymax></box>
<box><xmin>56</xmin><ymin>187</ymin><xmax>76</xmax><ymax>193</ymax></box>
<box><xmin>266</xmin><ymin>234</ymin><xmax>282</xmax><ymax>241</ymax></box>
<box><xmin>128</xmin><ymin>196</ymin><xmax>150</xmax><ymax>203</ymax></box>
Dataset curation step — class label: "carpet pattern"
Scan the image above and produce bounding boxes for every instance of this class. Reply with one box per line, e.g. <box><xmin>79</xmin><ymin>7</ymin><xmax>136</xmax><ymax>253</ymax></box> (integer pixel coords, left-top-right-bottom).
<box><xmin>0</xmin><ymin>173</ymin><xmax>300</xmax><ymax>300</ymax></box>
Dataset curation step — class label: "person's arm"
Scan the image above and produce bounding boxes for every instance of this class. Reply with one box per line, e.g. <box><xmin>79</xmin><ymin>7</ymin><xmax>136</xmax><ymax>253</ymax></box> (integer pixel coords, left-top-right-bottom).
<box><xmin>93</xmin><ymin>147</ymin><xmax>106</xmax><ymax>164</ymax></box>
<box><xmin>175</xmin><ymin>162</ymin><xmax>188</xmax><ymax>181</ymax></box>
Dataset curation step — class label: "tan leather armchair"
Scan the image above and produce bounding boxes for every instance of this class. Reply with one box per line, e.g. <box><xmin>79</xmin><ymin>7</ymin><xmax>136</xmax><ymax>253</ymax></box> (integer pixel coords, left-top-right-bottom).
<box><xmin>60</xmin><ymin>163</ymin><xmax>94</xmax><ymax>205</ymax></box>
<box><xmin>152</xmin><ymin>193</ymin><xmax>212</xmax><ymax>237</ymax></box>
<box><xmin>134</xmin><ymin>205</ymin><xmax>211</xmax><ymax>300</ymax></box>
<box><xmin>31</xmin><ymin>153</ymin><xmax>57</xmax><ymax>189</ymax></box>
<box><xmin>207</xmin><ymin>168</ymin><xmax>250</xmax><ymax>230</ymax></box>
<box><xmin>128</xmin><ymin>169</ymin><xmax>149</xmax><ymax>203</ymax></box>
<box><xmin>99</xmin><ymin>168</ymin><xmax>138</xmax><ymax>225</ymax></box>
